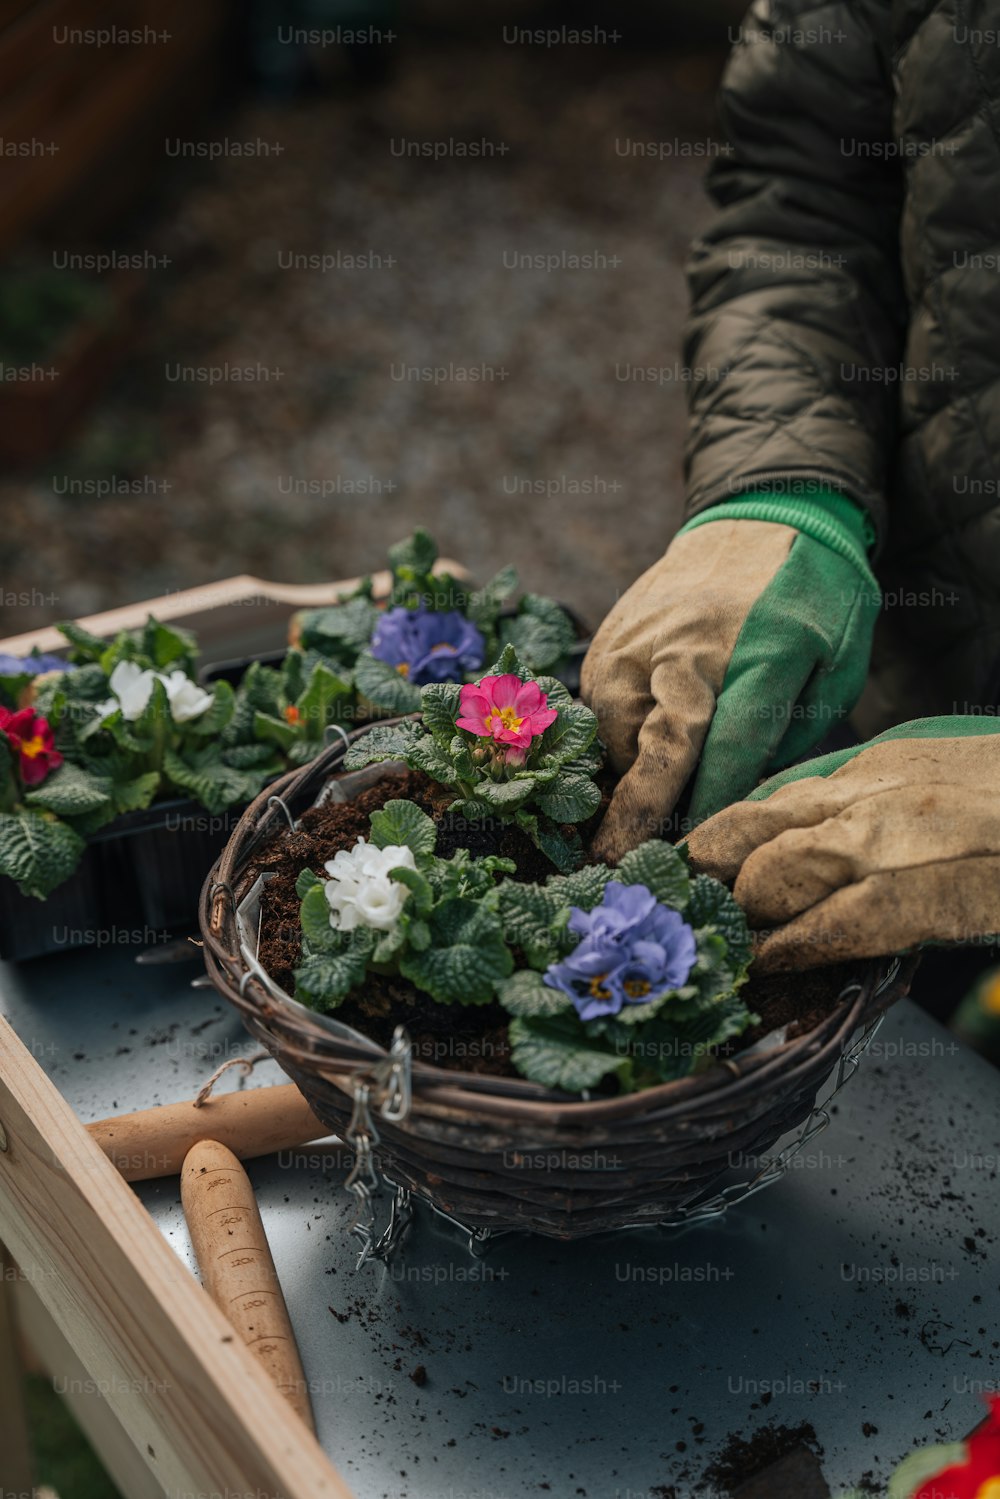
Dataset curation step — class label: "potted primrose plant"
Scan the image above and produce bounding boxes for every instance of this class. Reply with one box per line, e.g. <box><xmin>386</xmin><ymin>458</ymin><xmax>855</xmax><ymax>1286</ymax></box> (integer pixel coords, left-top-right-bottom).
<box><xmin>0</xmin><ymin>614</ymin><xmax>361</xmax><ymax>960</ymax></box>
<box><xmin>208</xmin><ymin>526</ymin><xmax>586</xmax><ymax>714</ymax></box>
<box><xmin>201</xmin><ymin>639</ymin><xmax>912</xmax><ymax>1237</ymax></box>
<box><xmin>239</xmin><ymin>644</ymin><xmax>757</xmax><ymax>1097</ymax></box>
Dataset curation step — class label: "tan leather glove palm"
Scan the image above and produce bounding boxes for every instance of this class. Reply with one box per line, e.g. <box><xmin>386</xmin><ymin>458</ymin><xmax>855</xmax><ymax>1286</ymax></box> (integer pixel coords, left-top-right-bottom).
<box><xmin>685</xmin><ymin>720</ymin><xmax>1000</xmax><ymax>972</ymax></box>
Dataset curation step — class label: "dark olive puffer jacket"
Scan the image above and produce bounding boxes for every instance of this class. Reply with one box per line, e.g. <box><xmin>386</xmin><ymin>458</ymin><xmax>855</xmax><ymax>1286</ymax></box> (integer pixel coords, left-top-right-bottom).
<box><xmin>683</xmin><ymin>0</ymin><xmax>1000</xmax><ymax>731</ymax></box>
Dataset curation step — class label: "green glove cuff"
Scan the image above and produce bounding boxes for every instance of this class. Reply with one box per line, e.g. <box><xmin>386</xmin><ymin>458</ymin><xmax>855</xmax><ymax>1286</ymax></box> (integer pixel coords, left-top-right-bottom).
<box><xmin>679</xmin><ymin>488</ymin><xmax>877</xmax><ymax>587</ymax></box>
<box><xmin>748</xmin><ymin>715</ymin><xmax>1000</xmax><ymax>801</ymax></box>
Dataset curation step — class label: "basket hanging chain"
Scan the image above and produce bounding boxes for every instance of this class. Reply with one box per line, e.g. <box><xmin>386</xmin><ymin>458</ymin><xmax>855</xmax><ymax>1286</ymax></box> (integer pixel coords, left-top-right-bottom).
<box><xmin>342</xmin><ymin>1028</ymin><xmax>413</xmax><ymax>1267</ymax></box>
<box><xmin>650</xmin><ymin>1007</ymin><xmax>888</xmax><ymax>1229</ymax></box>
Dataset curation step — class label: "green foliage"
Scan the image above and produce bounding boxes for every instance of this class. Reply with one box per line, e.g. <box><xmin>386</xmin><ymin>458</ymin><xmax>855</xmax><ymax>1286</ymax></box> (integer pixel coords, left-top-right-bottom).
<box><xmin>296</xmin><ymin>529</ymin><xmax>578</xmax><ymax>713</ymax></box>
<box><xmin>295</xmin><ymin>594</ymin><xmax>380</xmax><ymax>668</ymax></box>
<box><xmin>497</xmin><ymin>968</ymin><xmax>573</xmax><ymax>1018</ymax></box>
<box><xmin>346</xmin><ymin>644</ymin><xmax>601</xmax><ymax>873</ymax></box>
<box><xmin>503</xmin><ymin>593</ymin><xmax>577</xmax><ymax>673</ymax></box>
<box><xmin>354</xmin><ymin>651</ymin><xmax>421</xmax><ymax>713</ymax></box>
<box><xmin>399</xmin><ymin>897</ymin><xmax>513</xmax><ymax>1005</ymax></box>
<box><xmin>368</xmin><ymin>799</ymin><xmax>437</xmax><ymax>856</ymax></box>
<box><xmin>685</xmin><ymin>873</ymin><xmax>754</xmax><ymax>971</ymax></box>
<box><xmin>0</xmin><ymin>810</ymin><xmax>87</xmax><ymax>898</ymax></box>
<box><xmin>497</xmin><ymin>840</ymin><xmax>755</xmax><ymax>1096</ymax></box>
<box><xmin>508</xmin><ymin>1014</ymin><xmax>631</xmax><ymax>1093</ymax></box>
<box><xmin>295</xmin><ymin>929</ymin><xmax>377</xmax><ymax>1010</ymax></box>
<box><xmin>0</xmin><ymin>529</ymin><xmax>576</xmax><ymax>905</ymax></box>
<box><xmin>23</xmin><ymin>762</ymin><xmax>113</xmax><ymax>818</ymax></box>
<box><xmin>615</xmin><ymin>841</ymin><xmax>690</xmax><ymax>909</ymax></box>
<box><xmin>292</xmin><ymin>798</ymin><xmax>516</xmax><ymax>1013</ymax></box>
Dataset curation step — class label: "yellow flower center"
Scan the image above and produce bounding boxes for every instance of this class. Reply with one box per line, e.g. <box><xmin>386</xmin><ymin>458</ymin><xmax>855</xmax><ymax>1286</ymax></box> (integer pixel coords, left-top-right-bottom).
<box><xmin>623</xmin><ymin>978</ymin><xmax>652</xmax><ymax>1000</ymax></box>
<box><xmin>396</xmin><ymin>662</ymin><xmax>410</xmax><ymax>677</ymax></box>
<box><xmin>485</xmin><ymin>706</ymin><xmax>523</xmax><ymax>734</ymax></box>
<box><xmin>982</xmin><ymin>973</ymin><xmax>1000</xmax><ymax>1016</ymax></box>
<box><xmin>19</xmin><ymin>734</ymin><xmax>47</xmax><ymax>758</ymax></box>
<box><xmin>588</xmin><ymin>975</ymin><xmax>611</xmax><ymax>1001</ymax></box>
<box><xmin>975</xmin><ymin>1480</ymin><xmax>1000</xmax><ymax>1499</ymax></box>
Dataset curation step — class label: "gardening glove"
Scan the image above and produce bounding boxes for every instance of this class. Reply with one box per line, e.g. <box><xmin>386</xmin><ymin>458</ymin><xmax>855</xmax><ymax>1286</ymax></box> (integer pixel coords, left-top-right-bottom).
<box><xmin>581</xmin><ymin>490</ymin><xmax>878</xmax><ymax>861</ymax></box>
<box><xmin>685</xmin><ymin>717</ymin><xmax>1000</xmax><ymax>973</ymax></box>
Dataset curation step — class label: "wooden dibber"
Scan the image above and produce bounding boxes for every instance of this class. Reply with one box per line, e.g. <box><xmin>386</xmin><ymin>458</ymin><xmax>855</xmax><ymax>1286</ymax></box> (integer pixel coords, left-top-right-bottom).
<box><xmin>181</xmin><ymin>1139</ymin><xmax>315</xmax><ymax>1432</ymax></box>
<box><xmin>87</xmin><ymin>1082</ymin><xmax>327</xmax><ymax>1181</ymax></box>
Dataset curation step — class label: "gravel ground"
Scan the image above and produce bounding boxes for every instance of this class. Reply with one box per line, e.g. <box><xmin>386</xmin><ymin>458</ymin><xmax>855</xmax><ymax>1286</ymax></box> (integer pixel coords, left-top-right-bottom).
<box><xmin>0</xmin><ymin>40</ymin><xmax>726</xmax><ymax>637</ymax></box>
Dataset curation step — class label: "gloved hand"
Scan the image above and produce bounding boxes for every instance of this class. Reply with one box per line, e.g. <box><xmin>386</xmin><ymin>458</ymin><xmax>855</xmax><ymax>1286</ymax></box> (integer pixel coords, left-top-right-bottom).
<box><xmin>685</xmin><ymin>718</ymin><xmax>1000</xmax><ymax>972</ymax></box>
<box><xmin>581</xmin><ymin>492</ymin><xmax>878</xmax><ymax>861</ymax></box>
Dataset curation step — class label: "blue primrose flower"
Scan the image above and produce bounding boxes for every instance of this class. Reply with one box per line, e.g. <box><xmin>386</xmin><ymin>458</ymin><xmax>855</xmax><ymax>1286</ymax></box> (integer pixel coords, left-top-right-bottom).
<box><xmin>544</xmin><ymin>882</ymin><xmax>697</xmax><ymax>1022</ymax></box>
<box><xmin>0</xmin><ymin>652</ymin><xmax>72</xmax><ymax>678</ymax></box>
<box><xmin>370</xmin><ymin>605</ymin><xmax>485</xmax><ymax>686</ymax></box>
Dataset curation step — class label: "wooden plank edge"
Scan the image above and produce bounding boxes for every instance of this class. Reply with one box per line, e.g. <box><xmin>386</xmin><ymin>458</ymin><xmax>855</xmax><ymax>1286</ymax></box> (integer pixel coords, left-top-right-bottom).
<box><xmin>0</xmin><ymin>560</ymin><xmax>470</xmax><ymax>654</ymax></box>
<box><xmin>0</xmin><ymin>1015</ymin><xmax>356</xmax><ymax>1498</ymax></box>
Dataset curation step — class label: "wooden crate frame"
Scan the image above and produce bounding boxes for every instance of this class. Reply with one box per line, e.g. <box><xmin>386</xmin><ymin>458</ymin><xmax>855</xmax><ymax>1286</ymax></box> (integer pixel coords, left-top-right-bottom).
<box><xmin>0</xmin><ymin>1013</ymin><xmax>356</xmax><ymax>1497</ymax></box>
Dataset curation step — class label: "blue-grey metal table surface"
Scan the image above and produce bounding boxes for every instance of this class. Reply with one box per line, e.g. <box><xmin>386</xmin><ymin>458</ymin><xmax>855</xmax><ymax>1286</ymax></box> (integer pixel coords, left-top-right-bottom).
<box><xmin>1</xmin><ymin>946</ymin><xmax>997</xmax><ymax>1499</ymax></box>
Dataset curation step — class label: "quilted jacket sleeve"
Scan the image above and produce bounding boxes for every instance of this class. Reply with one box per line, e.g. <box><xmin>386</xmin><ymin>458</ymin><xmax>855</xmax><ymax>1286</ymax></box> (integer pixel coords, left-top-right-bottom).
<box><xmin>683</xmin><ymin>0</ymin><xmax>906</xmax><ymax>545</ymax></box>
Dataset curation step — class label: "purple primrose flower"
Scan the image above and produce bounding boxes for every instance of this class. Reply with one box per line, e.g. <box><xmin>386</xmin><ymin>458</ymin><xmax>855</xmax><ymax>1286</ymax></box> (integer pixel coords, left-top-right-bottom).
<box><xmin>544</xmin><ymin>882</ymin><xmax>697</xmax><ymax>1022</ymax></box>
<box><xmin>370</xmin><ymin>605</ymin><xmax>485</xmax><ymax>686</ymax></box>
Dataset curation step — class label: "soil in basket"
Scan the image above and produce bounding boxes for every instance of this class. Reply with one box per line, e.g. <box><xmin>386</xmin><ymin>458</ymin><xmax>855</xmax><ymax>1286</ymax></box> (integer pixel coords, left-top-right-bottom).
<box><xmin>251</xmin><ymin>767</ymin><xmax>862</xmax><ymax>1080</ymax></box>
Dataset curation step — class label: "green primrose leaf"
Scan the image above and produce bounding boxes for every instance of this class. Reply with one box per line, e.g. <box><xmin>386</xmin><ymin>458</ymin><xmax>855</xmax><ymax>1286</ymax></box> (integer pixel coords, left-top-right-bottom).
<box><xmin>0</xmin><ymin>809</ymin><xmax>86</xmax><ymax>899</ymax></box>
<box><xmin>615</xmin><ymin>840</ymin><xmax>690</xmax><ymax>908</ymax></box>
<box><xmin>142</xmin><ymin>616</ymin><xmax>198</xmax><ymax>672</ymax></box>
<box><xmin>368</xmin><ymin>799</ymin><xmax>438</xmax><ymax>856</ymax></box>
<box><xmin>389</xmin><ymin>528</ymin><xmax>439</xmax><ymax>578</ymax></box>
<box><xmin>531</xmin><ymin>674</ymin><xmax>574</xmax><ymax>710</ymax></box>
<box><xmin>466</xmin><ymin>565</ymin><xmax>518</xmax><ymax>629</ymax></box>
<box><xmin>481</xmin><ymin>642</ymin><xmax>530</xmax><ymax>681</ymax></box>
<box><xmin>508</xmin><ymin>1013</ymin><xmax>630</xmax><ymax>1093</ymax></box>
<box><xmin>296</xmin><ymin>867</ymin><xmax>323</xmax><ymax>899</ymax></box>
<box><xmin>386</xmin><ymin>864</ymin><xmax>435</xmax><ymax>916</ymax></box>
<box><xmin>294</xmin><ymin>929</ymin><xmax>376</xmax><ymax>1010</ymax></box>
<box><xmin>222</xmin><ymin>742</ymin><xmax>281</xmax><ymax>770</ymax></box>
<box><xmin>354</xmin><ymin>651</ymin><xmax>422</xmax><ymax>714</ymax></box>
<box><xmin>24</xmin><ymin>762</ymin><xmax>113</xmax><ymax>818</ymax></box>
<box><xmin>399</xmin><ymin>897</ymin><xmax>513</xmax><ymax>1005</ymax></box>
<box><xmin>535</xmin><ymin>771</ymin><xmax>602</xmax><ymax>824</ymax></box>
<box><xmin>514</xmin><ymin>809</ymin><xmax>580</xmax><ymax>873</ymax></box>
<box><xmin>540</xmin><ymin>701</ymin><xmax>599</xmax><ymax>763</ymax></box>
<box><xmin>504</xmin><ymin>595</ymin><xmax>577</xmax><ymax>672</ymax></box>
<box><xmin>185</xmin><ymin>679</ymin><xmax>235</xmax><ymax>737</ymax></box>
<box><xmin>405</xmin><ymin>734</ymin><xmax>461</xmax><ymax>784</ymax></box>
<box><xmin>162</xmin><ymin>747</ymin><xmax>270</xmax><ymax>815</ymax></box>
<box><xmin>57</xmin><ymin>620</ymin><xmax>110</xmax><ymax>662</ymax></box>
<box><xmin>295</xmin><ymin>662</ymin><xmax>353</xmax><ymax>738</ymax></box>
<box><xmin>419</xmin><ymin>682</ymin><xmax>463</xmax><ymax>743</ymax></box>
<box><xmin>473</xmin><ymin>777</ymin><xmax>538</xmax><ymax>813</ymax></box>
<box><xmin>296</xmin><ymin>595</ymin><xmax>381</xmax><ymax>660</ymax></box>
<box><xmin>685</xmin><ymin>873</ymin><xmax>753</xmax><ymax>973</ymax></box>
<box><xmin>300</xmin><ymin>882</ymin><xmax>338</xmax><ymax>951</ymax></box>
<box><xmin>496</xmin><ymin>881</ymin><xmax>564</xmax><ymax>968</ymax></box>
<box><xmin>343</xmin><ymin>720</ymin><xmax>426</xmax><ymax>770</ymax></box>
<box><xmin>239</xmin><ymin>661</ymin><xmax>284</xmax><ymax>716</ymax></box>
<box><xmin>498</xmin><ymin>969</ymin><xmax>572</xmax><ymax>1018</ymax></box>
<box><xmin>544</xmin><ymin>862</ymin><xmax>613</xmax><ymax>913</ymax></box>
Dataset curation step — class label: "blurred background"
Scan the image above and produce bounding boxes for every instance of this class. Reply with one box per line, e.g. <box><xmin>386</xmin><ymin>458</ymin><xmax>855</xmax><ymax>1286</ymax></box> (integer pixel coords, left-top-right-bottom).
<box><xmin>0</xmin><ymin>7</ymin><xmax>748</xmax><ymax>1491</ymax></box>
<box><xmin>0</xmin><ymin>0</ymin><xmax>744</xmax><ymax>639</ymax></box>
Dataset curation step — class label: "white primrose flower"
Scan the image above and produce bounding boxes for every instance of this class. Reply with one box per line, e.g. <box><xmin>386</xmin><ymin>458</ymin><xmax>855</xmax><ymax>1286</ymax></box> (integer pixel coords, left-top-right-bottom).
<box><xmin>160</xmin><ymin>669</ymin><xmax>214</xmax><ymax>723</ymax></box>
<box><xmin>323</xmin><ymin>837</ymin><xmax>417</xmax><ymax>932</ymax></box>
<box><xmin>97</xmin><ymin>661</ymin><xmax>214</xmax><ymax>725</ymax></box>
<box><xmin>97</xmin><ymin>660</ymin><xmax>156</xmax><ymax>722</ymax></box>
